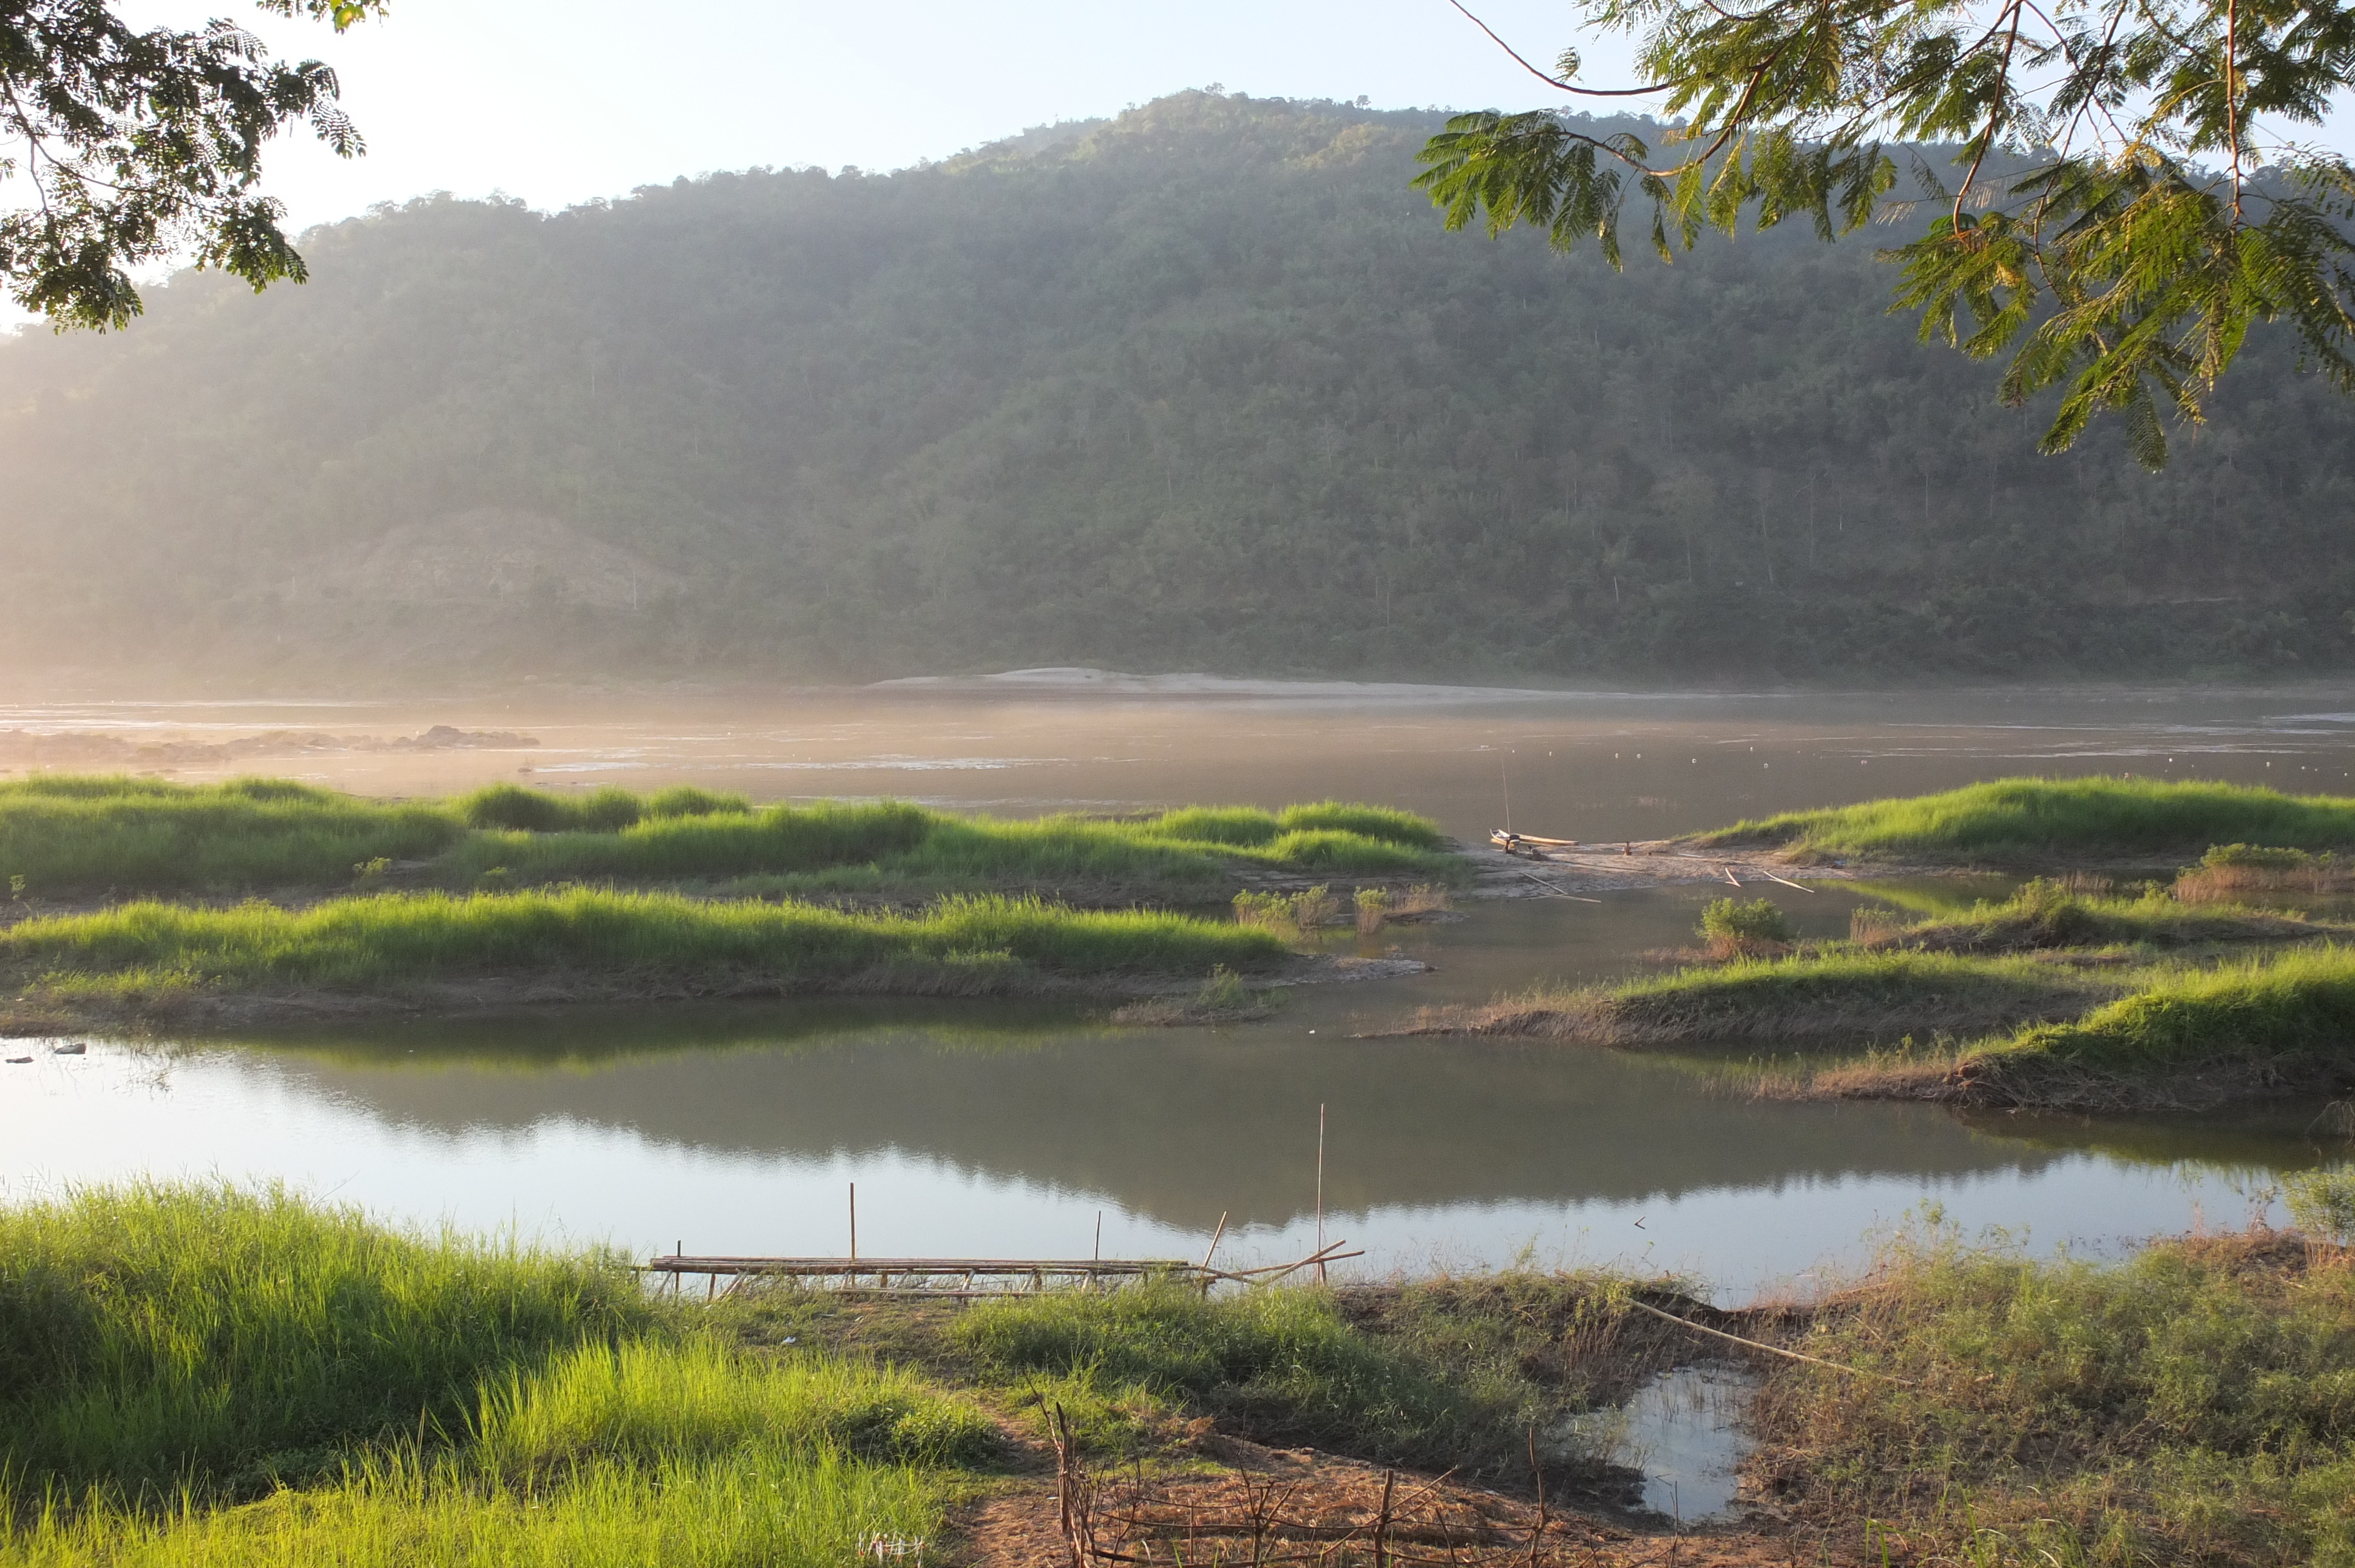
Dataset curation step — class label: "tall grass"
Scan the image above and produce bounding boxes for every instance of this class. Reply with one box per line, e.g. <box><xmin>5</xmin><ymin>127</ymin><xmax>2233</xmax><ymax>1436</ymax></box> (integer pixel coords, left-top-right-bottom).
<box><xmin>954</xmin><ymin>1281</ymin><xmax>1565</xmax><ymax>1476</ymax></box>
<box><xmin>1707</xmin><ymin>776</ymin><xmax>2355</xmax><ymax>864</ymax></box>
<box><xmin>1750</xmin><ymin>1225</ymin><xmax>2355</xmax><ymax>1565</ymax></box>
<box><xmin>1857</xmin><ymin>878</ymin><xmax>2339</xmax><ymax>952</ymax></box>
<box><xmin>2</xmin><ymin>1450</ymin><xmax>940</xmax><ymax>1568</ymax></box>
<box><xmin>1</xmin><ymin>889</ymin><xmax>1291</xmax><ymax>998</ymax></box>
<box><xmin>0</xmin><ymin>1184</ymin><xmax>647</xmax><ymax>1500</ymax></box>
<box><xmin>0</xmin><ymin>1186</ymin><xmax>966</xmax><ymax>1567</ymax></box>
<box><xmin>0</xmin><ymin>778</ymin><xmax>459</xmax><ymax>896</ymax></box>
<box><xmin>451</xmin><ymin>803</ymin><xmax>1454</xmax><ymax>889</ymax></box>
<box><xmin>0</xmin><ymin>777</ymin><xmax>1456</xmax><ymax>897</ymax></box>
<box><xmin>472</xmin><ymin>1338</ymin><xmax>996</xmax><ymax>1477</ymax></box>
<box><xmin>1599</xmin><ymin>948</ymin><xmax>2113</xmax><ymax>1039</ymax></box>
<box><xmin>1968</xmin><ymin>944</ymin><xmax>2355</xmax><ymax>1083</ymax></box>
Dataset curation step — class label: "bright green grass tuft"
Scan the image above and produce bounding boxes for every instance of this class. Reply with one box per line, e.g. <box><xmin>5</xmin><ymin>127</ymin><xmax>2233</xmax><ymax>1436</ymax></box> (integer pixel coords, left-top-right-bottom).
<box><xmin>473</xmin><ymin>1337</ymin><xmax>996</xmax><ymax>1477</ymax></box>
<box><xmin>1706</xmin><ymin>776</ymin><xmax>2355</xmax><ymax>865</ymax></box>
<box><xmin>1866</xmin><ymin>879</ymin><xmax>2343</xmax><ymax>952</ymax></box>
<box><xmin>0</xmin><ymin>1183</ymin><xmax>648</xmax><ymax>1500</ymax></box>
<box><xmin>0</xmin><ymin>1185</ymin><xmax>962</xmax><ymax>1567</ymax></box>
<box><xmin>0</xmin><ymin>776</ymin><xmax>1457</xmax><ymax>898</ymax></box>
<box><xmin>437</xmin><ymin>802</ymin><xmax>937</xmax><ymax>884</ymax></box>
<box><xmin>1</xmin><ymin>1450</ymin><xmax>941</xmax><ymax>1568</ymax></box>
<box><xmin>1967</xmin><ymin>944</ymin><xmax>2355</xmax><ymax>1081</ymax></box>
<box><xmin>0</xmin><ymin>777</ymin><xmax>460</xmax><ymax>896</ymax></box>
<box><xmin>0</xmin><ymin>888</ymin><xmax>1291</xmax><ymax>998</ymax></box>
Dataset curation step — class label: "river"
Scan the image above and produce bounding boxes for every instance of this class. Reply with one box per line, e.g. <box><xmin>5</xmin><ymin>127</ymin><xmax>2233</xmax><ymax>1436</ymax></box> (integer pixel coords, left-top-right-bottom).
<box><xmin>3</xmin><ymin>677</ymin><xmax>2349</xmax><ymax>1297</ymax></box>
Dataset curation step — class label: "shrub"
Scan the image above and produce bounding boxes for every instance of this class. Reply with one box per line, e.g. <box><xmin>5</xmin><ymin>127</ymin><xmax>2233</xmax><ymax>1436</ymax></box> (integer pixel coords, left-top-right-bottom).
<box><xmin>2287</xmin><ymin>1165</ymin><xmax>2355</xmax><ymax>1245</ymax></box>
<box><xmin>1697</xmin><ymin>896</ymin><xmax>1793</xmax><ymax>946</ymax></box>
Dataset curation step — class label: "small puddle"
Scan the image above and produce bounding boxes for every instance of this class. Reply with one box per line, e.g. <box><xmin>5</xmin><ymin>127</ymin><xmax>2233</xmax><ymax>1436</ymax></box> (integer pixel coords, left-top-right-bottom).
<box><xmin>1588</xmin><ymin>1363</ymin><xmax>1758</xmax><ymax>1523</ymax></box>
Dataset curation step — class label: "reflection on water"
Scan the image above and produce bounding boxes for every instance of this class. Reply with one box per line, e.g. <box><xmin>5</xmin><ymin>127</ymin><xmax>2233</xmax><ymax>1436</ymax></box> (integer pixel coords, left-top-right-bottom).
<box><xmin>4</xmin><ymin>684</ymin><xmax>2354</xmax><ymax>1294</ymax></box>
<box><xmin>1577</xmin><ymin>1364</ymin><xmax>1757</xmax><ymax>1522</ymax></box>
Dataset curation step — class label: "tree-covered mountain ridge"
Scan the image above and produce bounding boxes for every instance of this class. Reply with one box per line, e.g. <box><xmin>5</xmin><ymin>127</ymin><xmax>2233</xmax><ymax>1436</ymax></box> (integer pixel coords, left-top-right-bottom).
<box><xmin>0</xmin><ymin>89</ymin><xmax>2346</xmax><ymax>685</ymax></box>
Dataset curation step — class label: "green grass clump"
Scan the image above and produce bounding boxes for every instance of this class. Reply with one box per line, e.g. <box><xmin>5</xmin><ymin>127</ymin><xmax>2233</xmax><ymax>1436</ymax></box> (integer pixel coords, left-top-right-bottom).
<box><xmin>1</xmin><ymin>888</ymin><xmax>1289</xmax><ymax>1000</ymax></box>
<box><xmin>0</xmin><ymin>777</ymin><xmax>1455</xmax><ymax>899</ymax></box>
<box><xmin>955</xmin><ymin>1281</ymin><xmax>1560</xmax><ymax>1476</ymax></box>
<box><xmin>0</xmin><ymin>777</ymin><xmax>460</xmax><ymax>896</ymax></box>
<box><xmin>473</xmin><ymin>1337</ymin><xmax>997</xmax><ymax>1478</ymax></box>
<box><xmin>1752</xmin><ymin>1225</ymin><xmax>2355</xmax><ymax>1565</ymax></box>
<box><xmin>4</xmin><ymin>1449</ymin><xmax>937</xmax><ymax>1568</ymax></box>
<box><xmin>1958</xmin><ymin>944</ymin><xmax>2355</xmax><ymax>1099</ymax></box>
<box><xmin>1580</xmin><ymin>948</ymin><xmax>2112</xmax><ymax>1045</ymax></box>
<box><xmin>2286</xmin><ymin>1166</ymin><xmax>2355</xmax><ymax>1245</ymax></box>
<box><xmin>1699</xmin><ymin>896</ymin><xmax>1794</xmax><ymax>946</ymax></box>
<box><xmin>0</xmin><ymin>1185</ymin><xmax>966</xmax><ymax>1567</ymax></box>
<box><xmin>439</xmin><ymin>802</ymin><xmax>937</xmax><ymax>884</ymax></box>
<box><xmin>457</xmin><ymin>784</ymin><xmax>645</xmax><ymax>833</ymax></box>
<box><xmin>1707</xmin><ymin>777</ymin><xmax>2355</xmax><ymax>865</ymax></box>
<box><xmin>1866</xmin><ymin>878</ymin><xmax>2341</xmax><ymax>953</ymax></box>
<box><xmin>0</xmin><ymin>1183</ymin><xmax>648</xmax><ymax>1500</ymax></box>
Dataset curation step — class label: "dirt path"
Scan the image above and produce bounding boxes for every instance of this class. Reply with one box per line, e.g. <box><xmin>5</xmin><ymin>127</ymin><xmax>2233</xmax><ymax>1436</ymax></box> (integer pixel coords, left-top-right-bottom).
<box><xmin>951</xmin><ymin>1429</ymin><xmax>1860</xmax><ymax>1567</ymax></box>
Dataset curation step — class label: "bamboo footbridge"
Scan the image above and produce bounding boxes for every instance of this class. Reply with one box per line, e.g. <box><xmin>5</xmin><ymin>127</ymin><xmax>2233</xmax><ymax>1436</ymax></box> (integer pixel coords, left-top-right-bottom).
<box><xmin>642</xmin><ymin>1238</ymin><xmax>1363</xmax><ymax>1300</ymax></box>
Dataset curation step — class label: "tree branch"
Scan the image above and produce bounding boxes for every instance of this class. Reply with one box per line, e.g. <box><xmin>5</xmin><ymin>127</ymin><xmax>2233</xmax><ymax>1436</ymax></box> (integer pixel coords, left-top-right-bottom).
<box><xmin>1444</xmin><ymin>0</ymin><xmax>1685</xmax><ymax>97</ymax></box>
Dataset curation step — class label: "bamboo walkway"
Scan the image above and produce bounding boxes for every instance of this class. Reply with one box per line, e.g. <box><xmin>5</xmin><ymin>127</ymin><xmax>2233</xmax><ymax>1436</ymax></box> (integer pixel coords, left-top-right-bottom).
<box><xmin>641</xmin><ymin>1241</ymin><xmax>1362</xmax><ymax>1300</ymax></box>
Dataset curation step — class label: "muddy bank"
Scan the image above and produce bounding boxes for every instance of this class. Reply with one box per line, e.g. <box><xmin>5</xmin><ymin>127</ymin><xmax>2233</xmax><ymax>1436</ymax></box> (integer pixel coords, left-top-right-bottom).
<box><xmin>1462</xmin><ymin>839</ymin><xmax>1930</xmax><ymax>899</ymax></box>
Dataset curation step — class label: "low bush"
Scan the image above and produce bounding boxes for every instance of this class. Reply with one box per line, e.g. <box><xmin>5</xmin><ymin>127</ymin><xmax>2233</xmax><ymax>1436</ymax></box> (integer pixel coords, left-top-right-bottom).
<box><xmin>1698</xmin><ymin>896</ymin><xmax>1795</xmax><ymax>949</ymax></box>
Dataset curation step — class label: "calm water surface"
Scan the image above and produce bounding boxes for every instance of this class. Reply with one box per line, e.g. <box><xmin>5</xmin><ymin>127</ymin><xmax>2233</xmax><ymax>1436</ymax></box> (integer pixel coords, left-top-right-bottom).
<box><xmin>5</xmin><ymin>680</ymin><xmax>2352</xmax><ymax>1297</ymax></box>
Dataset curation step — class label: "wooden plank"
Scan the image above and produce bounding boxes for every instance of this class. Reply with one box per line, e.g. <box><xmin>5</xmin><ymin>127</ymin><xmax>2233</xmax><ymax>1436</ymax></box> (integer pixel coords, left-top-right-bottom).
<box><xmin>648</xmin><ymin>1258</ymin><xmax>1191</xmax><ymax>1271</ymax></box>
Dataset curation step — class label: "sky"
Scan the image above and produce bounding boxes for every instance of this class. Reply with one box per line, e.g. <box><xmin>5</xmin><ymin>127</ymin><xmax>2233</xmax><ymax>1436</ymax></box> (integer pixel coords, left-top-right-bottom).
<box><xmin>117</xmin><ymin>0</ymin><xmax>1632</xmax><ymax>236</ymax></box>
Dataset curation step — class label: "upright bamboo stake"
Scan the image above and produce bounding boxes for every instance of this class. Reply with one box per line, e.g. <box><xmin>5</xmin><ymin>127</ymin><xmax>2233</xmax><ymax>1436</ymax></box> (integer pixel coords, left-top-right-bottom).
<box><xmin>1315</xmin><ymin>1103</ymin><xmax>1327</xmax><ymax>1284</ymax></box>
<box><xmin>848</xmin><ymin>1183</ymin><xmax>857</xmax><ymax>1264</ymax></box>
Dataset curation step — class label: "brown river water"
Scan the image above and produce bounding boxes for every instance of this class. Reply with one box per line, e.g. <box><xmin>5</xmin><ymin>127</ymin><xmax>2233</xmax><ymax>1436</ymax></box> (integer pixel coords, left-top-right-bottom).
<box><xmin>4</xmin><ymin>675</ymin><xmax>2353</xmax><ymax>1298</ymax></box>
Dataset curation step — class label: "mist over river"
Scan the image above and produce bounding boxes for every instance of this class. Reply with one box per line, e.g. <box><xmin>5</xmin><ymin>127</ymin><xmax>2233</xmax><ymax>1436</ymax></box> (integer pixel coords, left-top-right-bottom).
<box><xmin>5</xmin><ymin>677</ymin><xmax>2351</xmax><ymax>1298</ymax></box>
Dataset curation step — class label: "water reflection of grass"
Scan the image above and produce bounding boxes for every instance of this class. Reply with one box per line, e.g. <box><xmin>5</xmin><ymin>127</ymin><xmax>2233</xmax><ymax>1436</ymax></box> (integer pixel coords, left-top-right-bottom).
<box><xmin>207</xmin><ymin>996</ymin><xmax>1116</xmax><ymax>1073</ymax></box>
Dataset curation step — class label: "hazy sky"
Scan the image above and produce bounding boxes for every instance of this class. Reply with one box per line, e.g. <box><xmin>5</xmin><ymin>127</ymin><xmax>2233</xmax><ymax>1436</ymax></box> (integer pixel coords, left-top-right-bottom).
<box><xmin>124</xmin><ymin>0</ymin><xmax>1623</xmax><ymax>234</ymax></box>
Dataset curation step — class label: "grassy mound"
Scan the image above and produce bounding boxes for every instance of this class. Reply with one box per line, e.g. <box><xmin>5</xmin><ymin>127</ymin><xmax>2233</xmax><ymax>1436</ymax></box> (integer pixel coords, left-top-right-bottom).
<box><xmin>1703</xmin><ymin>777</ymin><xmax>2355</xmax><ymax>866</ymax></box>
<box><xmin>1</xmin><ymin>889</ymin><xmax>1291</xmax><ymax>1009</ymax></box>
<box><xmin>1860</xmin><ymin>879</ymin><xmax>2341</xmax><ymax>954</ymax></box>
<box><xmin>1940</xmin><ymin>945</ymin><xmax>2355</xmax><ymax>1108</ymax></box>
<box><xmin>1407</xmin><ymin>950</ymin><xmax>2114</xmax><ymax>1047</ymax></box>
<box><xmin>0</xmin><ymin>777</ymin><xmax>459</xmax><ymax>897</ymax></box>
<box><xmin>0</xmin><ymin>777</ymin><xmax>1458</xmax><ymax>898</ymax></box>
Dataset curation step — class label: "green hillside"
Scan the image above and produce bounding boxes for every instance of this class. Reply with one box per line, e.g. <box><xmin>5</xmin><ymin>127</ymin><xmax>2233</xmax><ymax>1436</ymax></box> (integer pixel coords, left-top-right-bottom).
<box><xmin>1</xmin><ymin>89</ymin><xmax>2349</xmax><ymax>684</ymax></box>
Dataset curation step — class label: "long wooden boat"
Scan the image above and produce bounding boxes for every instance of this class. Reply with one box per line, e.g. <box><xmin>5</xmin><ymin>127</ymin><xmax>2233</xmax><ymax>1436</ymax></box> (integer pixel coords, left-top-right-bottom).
<box><xmin>1490</xmin><ymin>829</ymin><xmax>1580</xmax><ymax>858</ymax></box>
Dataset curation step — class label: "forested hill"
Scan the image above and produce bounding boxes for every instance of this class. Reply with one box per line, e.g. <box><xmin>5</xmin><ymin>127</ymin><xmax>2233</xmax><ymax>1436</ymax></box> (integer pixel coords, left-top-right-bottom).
<box><xmin>1</xmin><ymin>89</ymin><xmax>2350</xmax><ymax>686</ymax></box>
